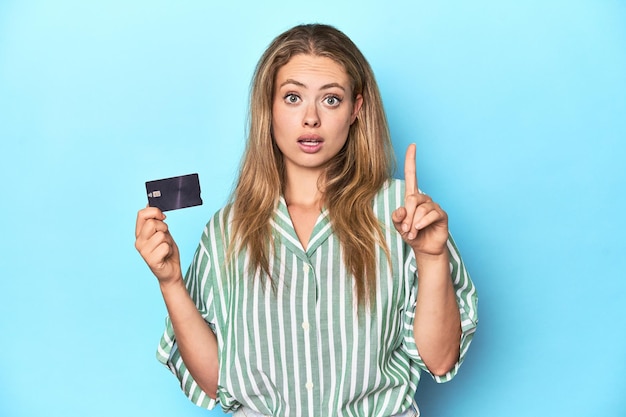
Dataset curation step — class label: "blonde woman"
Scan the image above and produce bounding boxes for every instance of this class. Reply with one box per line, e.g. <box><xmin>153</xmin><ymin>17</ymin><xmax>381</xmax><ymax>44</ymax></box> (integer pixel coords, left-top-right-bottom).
<box><xmin>135</xmin><ymin>24</ymin><xmax>478</xmax><ymax>417</ymax></box>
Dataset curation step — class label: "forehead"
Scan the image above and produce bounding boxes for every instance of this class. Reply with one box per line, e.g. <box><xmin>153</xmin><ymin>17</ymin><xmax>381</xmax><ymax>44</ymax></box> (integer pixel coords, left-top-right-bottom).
<box><xmin>275</xmin><ymin>54</ymin><xmax>351</xmax><ymax>87</ymax></box>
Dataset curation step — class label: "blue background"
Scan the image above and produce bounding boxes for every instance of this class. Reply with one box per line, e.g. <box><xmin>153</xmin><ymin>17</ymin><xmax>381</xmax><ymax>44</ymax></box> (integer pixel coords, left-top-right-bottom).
<box><xmin>1</xmin><ymin>1</ymin><xmax>625</xmax><ymax>416</ymax></box>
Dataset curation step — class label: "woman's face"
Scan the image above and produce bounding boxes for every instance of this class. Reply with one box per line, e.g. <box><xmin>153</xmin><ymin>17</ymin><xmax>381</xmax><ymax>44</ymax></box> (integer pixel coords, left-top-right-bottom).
<box><xmin>272</xmin><ymin>54</ymin><xmax>362</xmax><ymax>179</ymax></box>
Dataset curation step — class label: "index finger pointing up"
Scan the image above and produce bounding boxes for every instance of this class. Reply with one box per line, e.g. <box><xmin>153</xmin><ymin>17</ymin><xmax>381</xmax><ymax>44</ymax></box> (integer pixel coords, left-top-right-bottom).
<box><xmin>404</xmin><ymin>143</ymin><xmax>418</xmax><ymax>194</ymax></box>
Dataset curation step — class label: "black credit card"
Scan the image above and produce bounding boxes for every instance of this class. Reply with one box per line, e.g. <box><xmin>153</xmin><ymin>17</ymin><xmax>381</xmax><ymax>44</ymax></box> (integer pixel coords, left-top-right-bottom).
<box><xmin>145</xmin><ymin>173</ymin><xmax>203</xmax><ymax>212</ymax></box>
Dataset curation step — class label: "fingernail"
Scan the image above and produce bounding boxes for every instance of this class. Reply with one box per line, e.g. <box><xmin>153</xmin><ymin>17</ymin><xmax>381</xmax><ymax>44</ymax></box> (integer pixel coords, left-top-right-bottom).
<box><xmin>402</xmin><ymin>224</ymin><xmax>409</xmax><ymax>232</ymax></box>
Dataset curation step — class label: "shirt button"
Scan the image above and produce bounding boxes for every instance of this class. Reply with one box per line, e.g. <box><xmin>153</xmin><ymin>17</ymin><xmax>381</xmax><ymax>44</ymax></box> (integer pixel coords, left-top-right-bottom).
<box><xmin>303</xmin><ymin>264</ymin><xmax>310</xmax><ymax>274</ymax></box>
<box><xmin>306</xmin><ymin>381</ymin><xmax>313</xmax><ymax>390</ymax></box>
<box><xmin>302</xmin><ymin>321</ymin><xmax>310</xmax><ymax>331</ymax></box>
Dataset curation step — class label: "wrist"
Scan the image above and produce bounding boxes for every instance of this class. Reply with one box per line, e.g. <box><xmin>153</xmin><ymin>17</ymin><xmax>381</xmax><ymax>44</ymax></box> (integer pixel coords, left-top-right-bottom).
<box><xmin>159</xmin><ymin>274</ymin><xmax>186</xmax><ymax>294</ymax></box>
<box><xmin>414</xmin><ymin>250</ymin><xmax>449</xmax><ymax>266</ymax></box>
<box><xmin>414</xmin><ymin>250</ymin><xmax>450</xmax><ymax>281</ymax></box>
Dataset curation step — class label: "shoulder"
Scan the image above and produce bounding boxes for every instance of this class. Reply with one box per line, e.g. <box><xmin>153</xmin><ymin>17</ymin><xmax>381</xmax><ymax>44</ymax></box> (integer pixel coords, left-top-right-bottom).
<box><xmin>373</xmin><ymin>178</ymin><xmax>406</xmax><ymax>203</ymax></box>
<box><xmin>373</xmin><ymin>178</ymin><xmax>430</xmax><ymax>203</ymax></box>
<box><xmin>200</xmin><ymin>204</ymin><xmax>234</xmax><ymax>244</ymax></box>
<box><xmin>371</xmin><ymin>179</ymin><xmax>405</xmax><ymax>224</ymax></box>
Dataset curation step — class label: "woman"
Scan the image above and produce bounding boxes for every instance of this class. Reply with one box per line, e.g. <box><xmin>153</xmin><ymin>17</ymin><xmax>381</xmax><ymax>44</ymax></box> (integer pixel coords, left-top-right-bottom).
<box><xmin>135</xmin><ymin>23</ymin><xmax>478</xmax><ymax>417</ymax></box>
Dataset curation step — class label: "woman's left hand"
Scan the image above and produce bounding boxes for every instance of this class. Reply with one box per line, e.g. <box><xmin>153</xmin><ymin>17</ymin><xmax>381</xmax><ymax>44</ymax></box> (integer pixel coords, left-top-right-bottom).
<box><xmin>392</xmin><ymin>143</ymin><xmax>449</xmax><ymax>257</ymax></box>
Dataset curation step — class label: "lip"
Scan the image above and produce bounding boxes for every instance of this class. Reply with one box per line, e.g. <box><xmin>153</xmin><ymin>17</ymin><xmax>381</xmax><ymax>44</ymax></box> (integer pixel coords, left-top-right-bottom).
<box><xmin>297</xmin><ymin>134</ymin><xmax>324</xmax><ymax>153</ymax></box>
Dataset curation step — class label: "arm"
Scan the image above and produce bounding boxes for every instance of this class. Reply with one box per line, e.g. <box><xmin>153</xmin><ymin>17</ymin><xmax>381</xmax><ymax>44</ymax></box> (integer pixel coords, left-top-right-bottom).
<box><xmin>392</xmin><ymin>144</ymin><xmax>462</xmax><ymax>376</ymax></box>
<box><xmin>135</xmin><ymin>207</ymin><xmax>219</xmax><ymax>398</ymax></box>
<box><xmin>411</xmin><ymin>251</ymin><xmax>461</xmax><ymax>376</ymax></box>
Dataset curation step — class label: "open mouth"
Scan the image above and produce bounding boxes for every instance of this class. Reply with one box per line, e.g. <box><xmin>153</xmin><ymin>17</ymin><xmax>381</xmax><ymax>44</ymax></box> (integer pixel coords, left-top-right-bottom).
<box><xmin>298</xmin><ymin>139</ymin><xmax>322</xmax><ymax>146</ymax></box>
<box><xmin>297</xmin><ymin>137</ymin><xmax>324</xmax><ymax>153</ymax></box>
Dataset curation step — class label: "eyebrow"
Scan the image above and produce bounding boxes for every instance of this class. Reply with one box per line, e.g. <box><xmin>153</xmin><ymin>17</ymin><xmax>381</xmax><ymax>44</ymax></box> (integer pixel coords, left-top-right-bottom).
<box><xmin>279</xmin><ymin>79</ymin><xmax>346</xmax><ymax>91</ymax></box>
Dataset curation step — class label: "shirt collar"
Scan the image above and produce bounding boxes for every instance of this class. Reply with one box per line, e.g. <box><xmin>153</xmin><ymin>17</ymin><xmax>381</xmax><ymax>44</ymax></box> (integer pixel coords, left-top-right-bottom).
<box><xmin>272</xmin><ymin>196</ymin><xmax>333</xmax><ymax>258</ymax></box>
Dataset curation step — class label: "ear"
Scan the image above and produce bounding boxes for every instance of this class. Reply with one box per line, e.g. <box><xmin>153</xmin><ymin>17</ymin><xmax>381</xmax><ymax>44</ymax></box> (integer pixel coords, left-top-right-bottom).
<box><xmin>350</xmin><ymin>93</ymin><xmax>363</xmax><ymax>124</ymax></box>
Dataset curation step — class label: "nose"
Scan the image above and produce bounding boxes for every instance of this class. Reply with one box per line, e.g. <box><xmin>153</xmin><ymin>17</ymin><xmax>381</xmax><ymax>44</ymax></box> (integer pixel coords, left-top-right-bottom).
<box><xmin>303</xmin><ymin>103</ymin><xmax>320</xmax><ymax>128</ymax></box>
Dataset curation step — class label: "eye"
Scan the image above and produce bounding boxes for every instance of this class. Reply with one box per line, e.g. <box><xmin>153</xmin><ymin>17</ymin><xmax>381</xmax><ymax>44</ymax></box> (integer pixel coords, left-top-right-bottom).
<box><xmin>284</xmin><ymin>93</ymin><xmax>300</xmax><ymax>104</ymax></box>
<box><xmin>324</xmin><ymin>95</ymin><xmax>342</xmax><ymax>107</ymax></box>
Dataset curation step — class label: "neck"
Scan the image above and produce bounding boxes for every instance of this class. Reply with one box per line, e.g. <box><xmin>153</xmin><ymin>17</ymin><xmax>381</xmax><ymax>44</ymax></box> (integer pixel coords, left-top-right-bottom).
<box><xmin>283</xmin><ymin>166</ymin><xmax>324</xmax><ymax>209</ymax></box>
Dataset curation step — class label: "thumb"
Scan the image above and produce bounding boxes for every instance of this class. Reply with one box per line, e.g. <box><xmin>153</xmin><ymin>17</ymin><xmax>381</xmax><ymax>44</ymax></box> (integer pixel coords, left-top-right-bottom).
<box><xmin>392</xmin><ymin>207</ymin><xmax>407</xmax><ymax>229</ymax></box>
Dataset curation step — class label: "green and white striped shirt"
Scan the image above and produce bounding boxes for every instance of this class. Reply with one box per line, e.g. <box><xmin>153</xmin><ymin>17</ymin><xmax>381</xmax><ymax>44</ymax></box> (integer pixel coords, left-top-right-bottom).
<box><xmin>157</xmin><ymin>179</ymin><xmax>478</xmax><ymax>416</ymax></box>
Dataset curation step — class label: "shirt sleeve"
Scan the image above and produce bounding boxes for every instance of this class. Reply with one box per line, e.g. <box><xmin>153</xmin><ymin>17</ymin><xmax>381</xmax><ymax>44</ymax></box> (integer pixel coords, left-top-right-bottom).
<box><xmin>401</xmin><ymin>233</ymin><xmax>479</xmax><ymax>383</ymax></box>
<box><xmin>155</xmin><ymin>224</ymin><xmax>220</xmax><ymax>409</ymax></box>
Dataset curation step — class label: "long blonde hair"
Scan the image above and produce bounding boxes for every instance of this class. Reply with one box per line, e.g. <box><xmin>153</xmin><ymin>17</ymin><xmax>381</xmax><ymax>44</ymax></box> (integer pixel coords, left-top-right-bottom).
<box><xmin>229</xmin><ymin>24</ymin><xmax>394</xmax><ymax>306</ymax></box>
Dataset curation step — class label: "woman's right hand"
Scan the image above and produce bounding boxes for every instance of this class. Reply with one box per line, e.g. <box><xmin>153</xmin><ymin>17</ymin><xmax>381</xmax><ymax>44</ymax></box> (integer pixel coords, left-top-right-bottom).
<box><xmin>136</xmin><ymin>207</ymin><xmax>219</xmax><ymax>398</ymax></box>
<box><xmin>135</xmin><ymin>207</ymin><xmax>182</xmax><ymax>285</ymax></box>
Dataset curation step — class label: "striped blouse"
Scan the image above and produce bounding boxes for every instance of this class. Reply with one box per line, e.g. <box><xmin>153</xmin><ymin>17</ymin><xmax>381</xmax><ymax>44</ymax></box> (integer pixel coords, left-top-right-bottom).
<box><xmin>157</xmin><ymin>179</ymin><xmax>478</xmax><ymax>416</ymax></box>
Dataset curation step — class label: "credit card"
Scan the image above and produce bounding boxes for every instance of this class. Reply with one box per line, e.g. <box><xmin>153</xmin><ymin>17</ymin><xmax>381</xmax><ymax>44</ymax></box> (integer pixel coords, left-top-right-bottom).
<box><xmin>145</xmin><ymin>173</ymin><xmax>202</xmax><ymax>211</ymax></box>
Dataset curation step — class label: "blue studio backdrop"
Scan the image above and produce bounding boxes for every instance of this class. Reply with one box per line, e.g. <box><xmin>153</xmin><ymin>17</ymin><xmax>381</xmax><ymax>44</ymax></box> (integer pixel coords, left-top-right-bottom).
<box><xmin>1</xmin><ymin>1</ymin><xmax>625</xmax><ymax>416</ymax></box>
